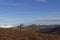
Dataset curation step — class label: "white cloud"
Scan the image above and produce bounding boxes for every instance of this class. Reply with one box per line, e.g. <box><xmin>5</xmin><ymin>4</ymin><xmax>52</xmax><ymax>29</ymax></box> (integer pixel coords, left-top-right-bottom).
<box><xmin>35</xmin><ymin>0</ymin><xmax>47</xmax><ymax>2</ymax></box>
<box><xmin>0</xmin><ymin>1</ymin><xmax>27</xmax><ymax>7</ymax></box>
<box><xmin>0</xmin><ymin>3</ymin><xmax>25</xmax><ymax>6</ymax></box>
<box><xmin>0</xmin><ymin>25</ymin><xmax>14</xmax><ymax>28</ymax></box>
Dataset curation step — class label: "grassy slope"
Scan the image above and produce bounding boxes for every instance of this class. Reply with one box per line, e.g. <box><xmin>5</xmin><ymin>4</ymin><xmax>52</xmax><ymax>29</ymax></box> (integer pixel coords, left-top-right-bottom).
<box><xmin>0</xmin><ymin>28</ymin><xmax>60</xmax><ymax>40</ymax></box>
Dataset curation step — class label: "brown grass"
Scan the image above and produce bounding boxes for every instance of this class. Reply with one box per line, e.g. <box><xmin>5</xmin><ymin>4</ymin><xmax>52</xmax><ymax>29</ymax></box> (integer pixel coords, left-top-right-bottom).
<box><xmin>0</xmin><ymin>28</ymin><xmax>60</xmax><ymax>40</ymax></box>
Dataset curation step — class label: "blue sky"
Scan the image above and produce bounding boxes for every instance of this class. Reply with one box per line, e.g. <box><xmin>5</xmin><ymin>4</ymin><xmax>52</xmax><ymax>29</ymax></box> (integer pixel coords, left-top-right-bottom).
<box><xmin>0</xmin><ymin>0</ymin><xmax>60</xmax><ymax>25</ymax></box>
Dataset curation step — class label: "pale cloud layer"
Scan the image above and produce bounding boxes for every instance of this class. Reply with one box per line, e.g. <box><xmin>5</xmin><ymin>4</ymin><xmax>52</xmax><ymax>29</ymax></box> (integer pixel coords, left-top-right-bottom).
<box><xmin>0</xmin><ymin>11</ymin><xmax>60</xmax><ymax>25</ymax></box>
<box><xmin>0</xmin><ymin>17</ymin><xmax>60</xmax><ymax>25</ymax></box>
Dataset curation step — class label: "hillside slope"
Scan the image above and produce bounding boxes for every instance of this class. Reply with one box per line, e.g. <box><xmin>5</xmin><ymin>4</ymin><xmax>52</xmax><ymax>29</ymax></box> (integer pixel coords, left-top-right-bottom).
<box><xmin>0</xmin><ymin>28</ymin><xmax>60</xmax><ymax>40</ymax></box>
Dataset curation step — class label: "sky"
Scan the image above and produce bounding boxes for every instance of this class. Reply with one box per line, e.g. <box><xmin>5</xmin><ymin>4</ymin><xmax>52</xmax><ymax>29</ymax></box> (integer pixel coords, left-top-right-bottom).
<box><xmin>0</xmin><ymin>0</ymin><xmax>60</xmax><ymax>25</ymax></box>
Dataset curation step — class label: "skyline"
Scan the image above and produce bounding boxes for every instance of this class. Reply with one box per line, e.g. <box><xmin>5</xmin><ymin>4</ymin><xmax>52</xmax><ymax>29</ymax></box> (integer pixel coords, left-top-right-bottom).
<box><xmin>0</xmin><ymin>0</ymin><xmax>60</xmax><ymax>25</ymax></box>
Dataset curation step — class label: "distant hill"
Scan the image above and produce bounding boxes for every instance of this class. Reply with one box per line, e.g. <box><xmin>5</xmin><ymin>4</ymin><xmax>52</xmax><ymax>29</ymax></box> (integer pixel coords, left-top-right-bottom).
<box><xmin>36</xmin><ymin>25</ymin><xmax>60</xmax><ymax>35</ymax></box>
